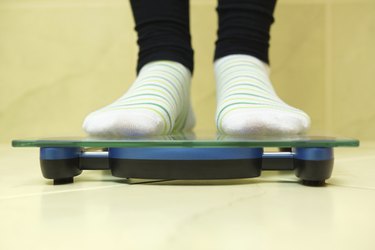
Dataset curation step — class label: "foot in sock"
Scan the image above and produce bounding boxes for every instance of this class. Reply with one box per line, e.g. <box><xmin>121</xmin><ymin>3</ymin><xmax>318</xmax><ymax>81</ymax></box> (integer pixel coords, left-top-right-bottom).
<box><xmin>83</xmin><ymin>60</ymin><xmax>195</xmax><ymax>137</ymax></box>
<box><xmin>215</xmin><ymin>54</ymin><xmax>310</xmax><ymax>136</ymax></box>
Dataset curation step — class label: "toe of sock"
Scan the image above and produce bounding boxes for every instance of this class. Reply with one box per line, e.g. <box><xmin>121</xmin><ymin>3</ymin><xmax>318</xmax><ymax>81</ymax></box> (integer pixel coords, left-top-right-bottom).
<box><xmin>219</xmin><ymin>109</ymin><xmax>310</xmax><ymax>136</ymax></box>
<box><xmin>83</xmin><ymin>110</ymin><xmax>166</xmax><ymax>137</ymax></box>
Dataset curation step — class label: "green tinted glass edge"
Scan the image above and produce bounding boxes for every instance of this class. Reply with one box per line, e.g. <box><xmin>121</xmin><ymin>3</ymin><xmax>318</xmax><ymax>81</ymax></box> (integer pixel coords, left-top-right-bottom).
<box><xmin>12</xmin><ymin>136</ymin><xmax>360</xmax><ymax>148</ymax></box>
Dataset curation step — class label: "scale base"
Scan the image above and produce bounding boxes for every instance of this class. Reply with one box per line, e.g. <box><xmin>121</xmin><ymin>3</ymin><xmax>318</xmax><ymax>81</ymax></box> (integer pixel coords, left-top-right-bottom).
<box><xmin>12</xmin><ymin>134</ymin><xmax>359</xmax><ymax>186</ymax></box>
<box><xmin>39</xmin><ymin>147</ymin><xmax>334</xmax><ymax>187</ymax></box>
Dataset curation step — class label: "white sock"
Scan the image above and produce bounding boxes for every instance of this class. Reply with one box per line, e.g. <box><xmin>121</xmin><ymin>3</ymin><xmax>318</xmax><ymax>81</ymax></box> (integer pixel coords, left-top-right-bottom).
<box><xmin>83</xmin><ymin>61</ymin><xmax>195</xmax><ymax>137</ymax></box>
<box><xmin>215</xmin><ymin>54</ymin><xmax>310</xmax><ymax>135</ymax></box>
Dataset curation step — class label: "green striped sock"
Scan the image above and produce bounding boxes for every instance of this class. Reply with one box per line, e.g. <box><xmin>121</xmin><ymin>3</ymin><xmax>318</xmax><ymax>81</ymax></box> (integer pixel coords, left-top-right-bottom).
<box><xmin>215</xmin><ymin>54</ymin><xmax>310</xmax><ymax>135</ymax></box>
<box><xmin>83</xmin><ymin>61</ymin><xmax>195</xmax><ymax>137</ymax></box>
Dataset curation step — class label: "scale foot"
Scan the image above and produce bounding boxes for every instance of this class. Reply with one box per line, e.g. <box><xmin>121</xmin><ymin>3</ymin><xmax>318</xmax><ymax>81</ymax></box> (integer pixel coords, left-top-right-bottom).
<box><xmin>302</xmin><ymin>179</ymin><xmax>326</xmax><ymax>187</ymax></box>
<box><xmin>54</xmin><ymin>177</ymin><xmax>74</xmax><ymax>185</ymax></box>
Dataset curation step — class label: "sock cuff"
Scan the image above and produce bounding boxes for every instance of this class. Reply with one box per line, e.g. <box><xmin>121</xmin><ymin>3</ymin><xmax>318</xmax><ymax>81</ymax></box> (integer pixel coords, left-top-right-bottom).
<box><xmin>139</xmin><ymin>60</ymin><xmax>192</xmax><ymax>80</ymax></box>
<box><xmin>214</xmin><ymin>54</ymin><xmax>271</xmax><ymax>77</ymax></box>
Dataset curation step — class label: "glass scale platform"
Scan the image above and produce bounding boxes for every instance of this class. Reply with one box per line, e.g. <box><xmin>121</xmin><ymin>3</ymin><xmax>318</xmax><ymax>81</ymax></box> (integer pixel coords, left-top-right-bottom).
<box><xmin>12</xmin><ymin>133</ymin><xmax>360</xmax><ymax>186</ymax></box>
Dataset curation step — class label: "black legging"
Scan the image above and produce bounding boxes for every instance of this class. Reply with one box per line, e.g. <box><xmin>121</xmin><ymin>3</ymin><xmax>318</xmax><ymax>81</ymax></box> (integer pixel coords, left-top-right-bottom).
<box><xmin>130</xmin><ymin>0</ymin><xmax>277</xmax><ymax>74</ymax></box>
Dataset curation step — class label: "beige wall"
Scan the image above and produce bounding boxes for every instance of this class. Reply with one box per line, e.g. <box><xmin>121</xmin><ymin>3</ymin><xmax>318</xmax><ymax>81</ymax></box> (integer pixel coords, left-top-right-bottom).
<box><xmin>1</xmin><ymin>0</ymin><xmax>374</xmax><ymax>142</ymax></box>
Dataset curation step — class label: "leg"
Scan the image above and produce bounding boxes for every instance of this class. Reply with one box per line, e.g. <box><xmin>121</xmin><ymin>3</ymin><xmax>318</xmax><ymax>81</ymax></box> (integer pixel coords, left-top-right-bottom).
<box><xmin>131</xmin><ymin>0</ymin><xmax>194</xmax><ymax>74</ymax></box>
<box><xmin>214</xmin><ymin>0</ymin><xmax>310</xmax><ymax>135</ymax></box>
<box><xmin>83</xmin><ymin>0</ymin><xmax>195</xmax><ymax>137</ymax></box>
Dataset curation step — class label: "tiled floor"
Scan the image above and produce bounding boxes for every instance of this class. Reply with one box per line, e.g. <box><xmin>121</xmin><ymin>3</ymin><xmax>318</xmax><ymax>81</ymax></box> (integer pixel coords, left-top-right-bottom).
<box><xmin>1</xmin><ymin>142</ymin><xmax>374</xmax><ymax>250</ymax></box>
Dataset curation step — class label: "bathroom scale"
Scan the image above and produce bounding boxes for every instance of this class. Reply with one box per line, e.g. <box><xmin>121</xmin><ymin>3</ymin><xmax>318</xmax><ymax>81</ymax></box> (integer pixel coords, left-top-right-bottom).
<box><xmin>12</xmin><ymin>133</ymin><xmax>359</xmax><ymax>186</ymax></box>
